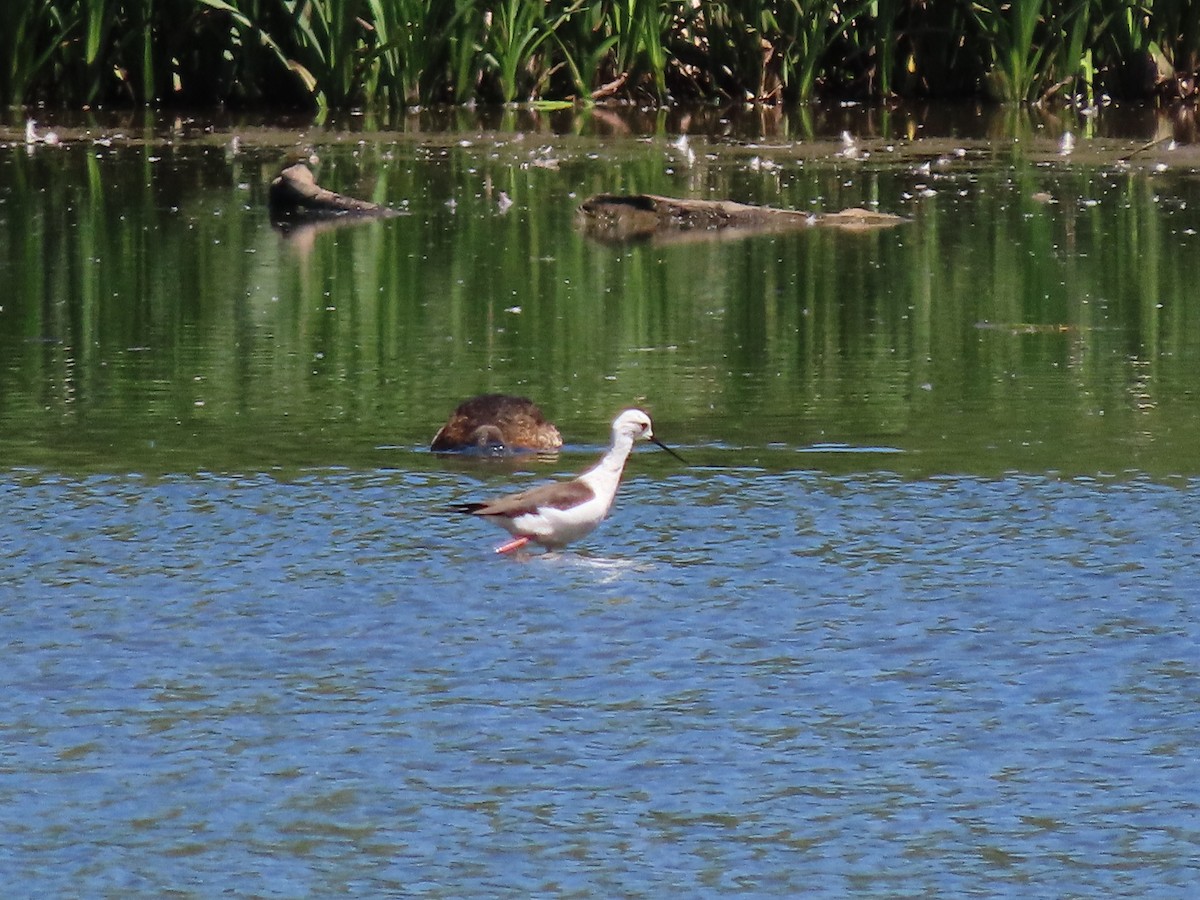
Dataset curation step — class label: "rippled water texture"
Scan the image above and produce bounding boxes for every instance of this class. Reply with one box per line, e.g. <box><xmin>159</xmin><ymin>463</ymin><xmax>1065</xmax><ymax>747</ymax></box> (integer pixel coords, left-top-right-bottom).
<box><xmin>3</xmin><ymin>470</ymin><xmax>1199</xmax><ymax>896</ymax></box>
<box><xmin>3</xmin><ymin>109</ymin><xmax>1200</xmax><ymax>895</ymax></box>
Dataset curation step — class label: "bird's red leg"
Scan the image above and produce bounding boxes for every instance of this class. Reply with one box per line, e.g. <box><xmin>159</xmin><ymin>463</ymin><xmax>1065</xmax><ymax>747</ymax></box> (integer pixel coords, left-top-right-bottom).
<box><xmin>495</xmin><ymin>535</ymin><xmax>531</xmax><ymax>554</ymax></box>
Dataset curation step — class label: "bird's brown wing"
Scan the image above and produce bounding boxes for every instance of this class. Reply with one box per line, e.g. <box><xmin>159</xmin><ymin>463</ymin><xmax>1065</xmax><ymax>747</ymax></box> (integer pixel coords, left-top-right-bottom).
<box><xmin>467</xmin><ymin>479</ymin><xmax>595</xmax><ymax>519</ymax></box>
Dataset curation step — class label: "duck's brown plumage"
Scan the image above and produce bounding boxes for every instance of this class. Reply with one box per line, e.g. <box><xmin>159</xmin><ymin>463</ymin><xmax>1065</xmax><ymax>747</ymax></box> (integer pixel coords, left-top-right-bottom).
<box><xmin>431</xmin><ymin>394</ymin><xmax>563</xmax><ymax>452</ymax></box>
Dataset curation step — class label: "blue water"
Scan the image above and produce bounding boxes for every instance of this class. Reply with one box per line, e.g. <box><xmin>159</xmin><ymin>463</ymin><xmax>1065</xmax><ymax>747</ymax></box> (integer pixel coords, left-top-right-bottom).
<box><xmin>2</xmin><ymin>467</ymin><xmax>1198</xmax><ymax>896</ymax></box>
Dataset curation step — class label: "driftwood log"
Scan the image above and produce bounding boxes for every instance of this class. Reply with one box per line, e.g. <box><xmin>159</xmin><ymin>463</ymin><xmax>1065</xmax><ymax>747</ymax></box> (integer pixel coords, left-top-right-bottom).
<box><xmin>578</xmin><ymin>193</ymin><xmax>907</xmax><ymax>244</ymax></box>
<box><xmin>268</xmin><ymin>163</ymin><xmax>398</xmax><ymax>223</ymax></box>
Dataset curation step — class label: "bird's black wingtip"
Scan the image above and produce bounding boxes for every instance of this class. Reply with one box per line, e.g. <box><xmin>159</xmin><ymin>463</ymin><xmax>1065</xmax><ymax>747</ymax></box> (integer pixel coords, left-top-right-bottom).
<box><xmin>444</xmin><ymin>502</ymin><xmax>488</xmax><ymax>515</ymax></box>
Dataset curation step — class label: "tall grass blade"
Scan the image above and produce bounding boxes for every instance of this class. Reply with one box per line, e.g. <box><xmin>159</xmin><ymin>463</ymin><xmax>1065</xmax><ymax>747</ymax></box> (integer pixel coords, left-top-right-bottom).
<box><xmin>5</xmin><ymin>0</ymin><xmax>1198</xmax><ymax>108</ymax></box>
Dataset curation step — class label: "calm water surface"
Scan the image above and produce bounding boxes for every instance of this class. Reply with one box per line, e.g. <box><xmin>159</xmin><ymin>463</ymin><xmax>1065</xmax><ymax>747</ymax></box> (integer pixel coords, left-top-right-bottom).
<box><xmin>2</xmin><ymin>108</ymin><xmax>1200</xmax><ymax>895</ymax></box>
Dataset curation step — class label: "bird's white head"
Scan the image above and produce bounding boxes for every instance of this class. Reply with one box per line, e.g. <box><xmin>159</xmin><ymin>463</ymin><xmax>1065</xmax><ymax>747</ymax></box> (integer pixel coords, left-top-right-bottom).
<box><xmin>605</xmin><ymin>408</ymin><xmax>686</xmax><ymax>463</ymax></box>
<box><xmin>612</xmin><ymin>408</ymin><xmax>654</xmax><ymax>442</ymax></box>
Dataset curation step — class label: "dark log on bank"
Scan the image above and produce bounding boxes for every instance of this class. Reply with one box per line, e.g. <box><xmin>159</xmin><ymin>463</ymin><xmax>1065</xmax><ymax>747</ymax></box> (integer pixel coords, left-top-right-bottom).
<box><xmin>268</xmin><ymin>163</ymin><xmax>399</xmax><ymax>223</ymax></box>
<box><xmin>577</xmin><ymin>193</ymin><xmax>907</xmax><ymax>244</ymax></box>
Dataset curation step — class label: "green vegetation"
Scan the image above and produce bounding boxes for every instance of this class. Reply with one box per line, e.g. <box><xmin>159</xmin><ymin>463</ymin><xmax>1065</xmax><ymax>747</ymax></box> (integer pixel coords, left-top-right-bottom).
<box><xmin>3</xmin><ymin>1</ymin><xmax>1199</xmax><ymax>110</ymax></box>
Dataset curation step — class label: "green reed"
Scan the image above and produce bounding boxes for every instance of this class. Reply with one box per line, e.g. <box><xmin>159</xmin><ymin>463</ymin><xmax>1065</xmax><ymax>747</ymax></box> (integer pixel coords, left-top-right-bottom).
<box><xmin>1</xmin><ymin>1</ymin><xmax>66</xmax><ymax>108</ymax></box>
<box><xmin>964</xmin><ymin>0</ymin><xmax>1099</xmax><ymax>102</ymax></box>
<box><xmin>5</xmin><ymin>0</ymin><xmax>1199</xmax><ymax>109</ymax></box>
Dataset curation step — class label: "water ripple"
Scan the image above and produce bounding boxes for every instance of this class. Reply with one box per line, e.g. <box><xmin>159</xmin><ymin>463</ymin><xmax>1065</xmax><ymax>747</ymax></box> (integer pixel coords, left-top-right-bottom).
<box><xmin>2</xmin><ymin>470</ymin><xmax>1198</xmax><ymax>896</ymax></box>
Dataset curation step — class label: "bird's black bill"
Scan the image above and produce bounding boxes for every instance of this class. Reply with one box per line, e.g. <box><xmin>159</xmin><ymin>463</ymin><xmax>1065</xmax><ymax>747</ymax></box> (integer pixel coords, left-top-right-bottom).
<box><xmin>652</xmin><ymin>437</ymin><xmax>687</xmax><ymax>464</ymax></box>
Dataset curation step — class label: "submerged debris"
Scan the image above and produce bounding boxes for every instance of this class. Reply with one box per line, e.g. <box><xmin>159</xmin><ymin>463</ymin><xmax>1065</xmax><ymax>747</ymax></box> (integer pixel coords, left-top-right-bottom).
<box><xmin>268</xmin><ymin>162</ymin><xmax>399</xmax><ymax>224</ymax></box>
<box><xmin>577</xmin><ymin>193</ymin><xmax>907</xmax><ymax>244</ymax></box>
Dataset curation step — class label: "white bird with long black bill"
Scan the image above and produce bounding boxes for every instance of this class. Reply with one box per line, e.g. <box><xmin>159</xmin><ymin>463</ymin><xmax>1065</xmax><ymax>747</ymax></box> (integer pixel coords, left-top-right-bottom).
<box><xmin>451</xmin><ymin>408</ymin><xmax>685</xmax><ymax>553</ymax></box>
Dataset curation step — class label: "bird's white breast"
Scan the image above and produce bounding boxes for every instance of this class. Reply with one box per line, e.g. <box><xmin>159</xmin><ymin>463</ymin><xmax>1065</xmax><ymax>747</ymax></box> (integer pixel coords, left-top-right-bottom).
<box><xmin>512</xmin><ymin>493</ymin><xmax>610</xmax><ymax>547</ymax></box>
